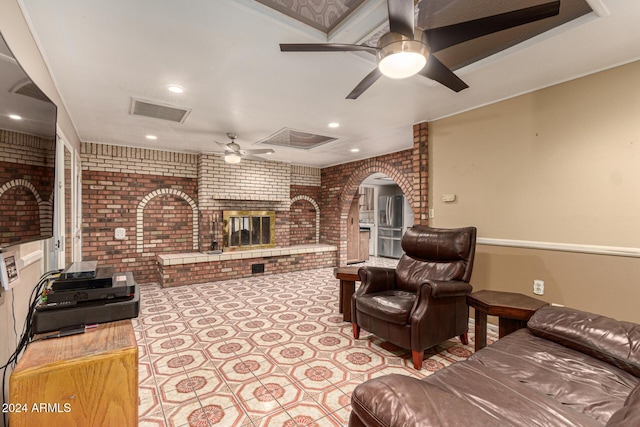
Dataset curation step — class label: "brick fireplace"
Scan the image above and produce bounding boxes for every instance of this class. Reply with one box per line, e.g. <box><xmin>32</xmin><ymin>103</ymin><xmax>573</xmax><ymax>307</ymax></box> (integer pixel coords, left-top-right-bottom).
<box><xmin>197</xmin><ymin>153</ymin><xmax>293</xmax><ymax>252</ymax></box>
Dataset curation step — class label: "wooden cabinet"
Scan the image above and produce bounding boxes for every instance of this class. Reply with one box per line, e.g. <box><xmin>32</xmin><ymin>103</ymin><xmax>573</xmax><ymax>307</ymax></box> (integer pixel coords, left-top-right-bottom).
<box><xmin>10</xmin><ymin>320</ymin><xmax>138</xmax><ymax>427</ymax></box>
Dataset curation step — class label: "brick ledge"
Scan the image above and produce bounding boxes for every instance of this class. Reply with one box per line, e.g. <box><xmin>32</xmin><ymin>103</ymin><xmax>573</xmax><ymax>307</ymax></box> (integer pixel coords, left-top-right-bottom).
<box><xmin>158</xmin><ymin>244</ymin><xmax>337</xmax><ymax>266</ymax></box>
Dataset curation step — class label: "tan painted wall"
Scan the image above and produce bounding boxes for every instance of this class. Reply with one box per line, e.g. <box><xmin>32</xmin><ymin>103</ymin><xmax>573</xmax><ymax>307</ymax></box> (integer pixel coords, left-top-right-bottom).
<box><xmin>473</xmin><ymin>245</ymin><xmax>640</xmax><ymax>323</ymax></box>
<box><xmin>429</xmin><ymin>61</ymin><xmax>640</xmax><ymax>323</ymax></box>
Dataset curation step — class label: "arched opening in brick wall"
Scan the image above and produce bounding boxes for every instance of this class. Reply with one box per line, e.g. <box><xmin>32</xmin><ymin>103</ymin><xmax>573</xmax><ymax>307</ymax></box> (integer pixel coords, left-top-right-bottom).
<box><xmin>289</xmin><ymin>195</ymin><xmax>320</xmax><ymax>245</ymax></box>
<box><xmin>337</xmin><ymin>163</ymin><xmax>414</xmax><ymax>265</ymax></box>
<box><xmin>136</xmin><ymin>188</ymin><xmax>198</xmax><ymax>254</ymax></box>
<box><xmin>0</xmin><ymin>179</ymin><xmax>52</xmax><ymax>243</ymax></box>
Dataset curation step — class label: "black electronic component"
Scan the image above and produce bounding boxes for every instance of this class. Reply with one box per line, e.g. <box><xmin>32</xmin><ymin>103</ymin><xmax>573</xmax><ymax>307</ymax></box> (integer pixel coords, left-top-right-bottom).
<box><xmin>46</xmin><ymin>271</ymin><xmax>135</xmax><ymax>304</ymax></box>
<box><xmin>60</xmin><ymin>261</ymin><xmax>98</xmax><ymax>280</ymax></box>
<box><xmin>32</xmin><ymin>285</ymin><xmax>140</xmax><ymax>334</ymax></box>
<box><xmin>52</xmin><ymin>266</ymin><xmax>115</xmax><ymax>291</ymax></box>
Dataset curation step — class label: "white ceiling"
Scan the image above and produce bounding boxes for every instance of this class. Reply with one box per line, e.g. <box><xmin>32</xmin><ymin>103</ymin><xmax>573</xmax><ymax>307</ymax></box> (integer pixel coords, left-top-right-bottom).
<box><xmin>16</xmin><ymin>0</ymin><xmax>640</xmax><ymax>168</ymax></box>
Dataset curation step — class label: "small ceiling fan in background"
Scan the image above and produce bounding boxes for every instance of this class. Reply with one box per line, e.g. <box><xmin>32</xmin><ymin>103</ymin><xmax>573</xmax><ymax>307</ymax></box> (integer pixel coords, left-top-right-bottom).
<box><xmin>280</xmin><ymin>0</ymin><xmax>561</xmax><ymax>99</ymax></box>
<box><xmin>212</xmin><ymin>133</ymin><xmax>275</xmax><ymax>164</ymax></box>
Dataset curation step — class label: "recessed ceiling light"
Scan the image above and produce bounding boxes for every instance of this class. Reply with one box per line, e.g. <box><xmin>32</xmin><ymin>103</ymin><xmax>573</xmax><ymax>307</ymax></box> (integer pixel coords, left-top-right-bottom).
<box><xmin>328</xmin><ymin>122</ymin><xmax>340</xmax><ymax>128</ymax></box>
<box><xmin>146</xmin><ymin>135</ymin><xmax>158</xmax><ymax>140</ymax></box>
<box><xmin>350</xmin><ymin>148</ymin><xmax>360</xmax><ymax>153</ymax></box>
<box><xmin>9</xmin><ymin>114</ymin><xmax>22</xmax><ymax>120</ymax></box>
<box><xmin>167</xmin><ymin>85</ymin><xmax>184</xmax><ymax>94</ymax></box>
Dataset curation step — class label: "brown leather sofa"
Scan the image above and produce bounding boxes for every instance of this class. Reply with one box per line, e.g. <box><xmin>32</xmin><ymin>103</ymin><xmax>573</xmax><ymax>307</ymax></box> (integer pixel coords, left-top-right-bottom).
<box><xmin>351</xmin><ymin>226</ymin><xmax>476</xmax><ymax>369</ymax></box>
<box><xmin>349</xmin><ymin>306</ymin><xmax>640</xmax><ymax>426</ymax></box>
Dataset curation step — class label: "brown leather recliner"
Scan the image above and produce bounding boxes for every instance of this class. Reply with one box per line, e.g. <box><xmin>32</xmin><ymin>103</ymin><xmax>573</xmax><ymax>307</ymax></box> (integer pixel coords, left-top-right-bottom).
<box><xmin>351</xmin><ymin>225</ymin><xmax>477</xmax><ymax>369</ymax></box>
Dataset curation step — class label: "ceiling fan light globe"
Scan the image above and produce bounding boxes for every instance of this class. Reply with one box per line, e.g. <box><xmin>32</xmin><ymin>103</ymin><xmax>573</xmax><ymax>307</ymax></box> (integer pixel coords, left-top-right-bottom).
<box><xmin>379</xmin><ymin>52</ymin><xmax>427</xmax><ymax>79</ymax></box>
<box><xmin>377</xmin><ymin>33</ymin><xmax>428</xmax><ymax>79</ymax></box>
<box><xmin>224</xmin><ymin>152</ymin><xmax>242</xmax><ymax>164</ymax></box>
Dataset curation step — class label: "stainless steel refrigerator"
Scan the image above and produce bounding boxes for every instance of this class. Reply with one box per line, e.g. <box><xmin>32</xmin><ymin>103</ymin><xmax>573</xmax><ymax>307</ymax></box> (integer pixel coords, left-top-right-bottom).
<box><xmin>378</xmin><ymin>195</ymin><xmax>404</xmax><ymax>258</ymax></box>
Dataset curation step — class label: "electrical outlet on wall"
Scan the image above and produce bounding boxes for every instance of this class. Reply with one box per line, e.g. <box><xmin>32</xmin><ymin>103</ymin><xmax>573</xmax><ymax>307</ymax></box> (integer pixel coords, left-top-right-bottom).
<box><xmin>115</xmin><ymin>227</ymin><xmax>126</xmax><ymax>240</ymax></box>
<box><xmin>533</xmin><ymin>279</ymin><xmax>544</xmax><ymax>295</ymax></box>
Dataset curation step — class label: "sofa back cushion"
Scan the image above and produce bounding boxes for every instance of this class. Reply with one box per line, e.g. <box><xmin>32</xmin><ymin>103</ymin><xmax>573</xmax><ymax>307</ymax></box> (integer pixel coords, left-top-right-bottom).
<box><xmin>528</xmin><ymin>306</ymin><xmax>640</xmax><ymax>378</ymax></box>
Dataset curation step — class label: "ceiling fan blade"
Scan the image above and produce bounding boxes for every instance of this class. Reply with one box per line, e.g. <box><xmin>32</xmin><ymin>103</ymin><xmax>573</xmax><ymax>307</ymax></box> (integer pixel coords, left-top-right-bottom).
<box><xmin>243</xmin><ymin>148</ymin><xmax>275</xmax><ymax>155</ymax></box>
<box><xmin>419</xmin><ymin>55</ymin><xmax>469</xmax><ymax>92</ymax></box>
<box><xmin>214</xmin><ymin>141</ymin><xmax>230</xmax><ymax>149</ymax></box>
<box><xmin>346</xmin><ymin>68</ymin><xmax>383</xmax><ymax>100</ymax></box>
<box><xmin>241</xmin><ymin>154</ymin><xmax>270</xmax><ymax>162</ymax></box>
<box><xmin>387</xmin><ymin>0</ymin><xmax>415</xmax><ymax>39</ymax></box>
<box><xmin>280</xmin><ymin>43</ymin><xmax>379</xmax><ymax>54</ymax></box>
<box><xmin>425</xmin><ymin>1</ymin><xmax>561</xmax><ymax>53</ymax></box>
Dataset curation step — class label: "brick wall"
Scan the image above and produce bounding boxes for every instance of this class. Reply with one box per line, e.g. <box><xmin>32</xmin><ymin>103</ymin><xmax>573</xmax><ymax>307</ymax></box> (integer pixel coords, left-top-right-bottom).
<box><xmin>0</xmin><ymin>131</ymin><xmax>55</xmax><ymax>246</ymax></box>
<box><xmin>413</xmin><ymin>122</ymin><xmax>429</xmax><ymax>225</ymax></box>
<box><xmin>290</xmin><ymin>184</ymin><xmax>321</xmax><ymax>245</ymax></box>
<box><xmin>81</xmin><ymin>142</ymin><xmax>198</xmax><ymax>283</ymax></box>
<box><xmin>198</xmin><ymin>153</ymin><xmax>290</xmax><ymax>205</ymax></box>
<box><xmin>81</xmin><ymin>142</ymin><xmax>324</xmax><ymax>282</ymax></box>
<box><xmin>320</xmin><ymin>128</ymin><xmax>429</xmax><ymax>265</ymax></box>
<box><xmin>142</xmin><ymin>195</ymin><xmax>195</xmax><ymax>253</ymax></box>
<box><xmin>291</xmin><ymin>165</ymin><xmax>321</xmax><ymax>187</ymax></box>
<box><xmin>0</xmin><ymin>181</ymin><xmax>41</xmax><ymax>244</ymax></box>
<box><xmin>80</xmin><ymin>123</ymin><xmax>428</xmax><ymax>281</ymax></box>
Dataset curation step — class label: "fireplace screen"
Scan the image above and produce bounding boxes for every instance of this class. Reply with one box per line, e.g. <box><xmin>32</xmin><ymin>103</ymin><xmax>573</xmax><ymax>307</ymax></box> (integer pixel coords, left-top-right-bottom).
<box><xmin>223</xmin><ymin>211</ymin><xmax>275</xmax><ymax>250</ymax></box>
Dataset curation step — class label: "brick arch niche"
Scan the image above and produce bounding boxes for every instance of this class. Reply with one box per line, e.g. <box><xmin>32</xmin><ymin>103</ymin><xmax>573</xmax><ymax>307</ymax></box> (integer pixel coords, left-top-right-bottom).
<box><xmin>290</xmin><ymin>195</ymin><xmax>320</xmax><ymax>244</ymax></box>
<box><xmin>136</xmin><ymin>188</ymin><xmax>199</xmax><ymax>253</ymax></box>
<box><xmin>337</xmin><ymin>162</ymin><xmax>414</xmax><ymax>266</ymax></box>
<box><xmin>0</xmin><ymin>178</ymin><xmax>52</xmax><ymax>240</ymax></box>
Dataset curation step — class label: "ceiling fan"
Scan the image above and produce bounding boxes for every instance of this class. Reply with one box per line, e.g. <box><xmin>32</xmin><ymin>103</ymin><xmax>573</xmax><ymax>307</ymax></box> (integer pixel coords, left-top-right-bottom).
<box><xmin>280</xmin><ymin>0</ymin><xmax>561</xmax><ymax>99</ymax></box>
<box><xmin>213</xmin><ymin>133</ymin><xmax>275</xmax><ymax>164</ymax></box>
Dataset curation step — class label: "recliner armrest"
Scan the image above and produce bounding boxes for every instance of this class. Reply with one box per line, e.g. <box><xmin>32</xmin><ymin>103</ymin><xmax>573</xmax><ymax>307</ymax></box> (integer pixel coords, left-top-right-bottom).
<box><xmin>356</xmin><ymin>266</ymin><xmax>397</xmax><ymax>295</ymax></box>
<box><xmin>423</xmin><ymin>279</ymin><xmax>472</xmax><ymax>298</ymax></box>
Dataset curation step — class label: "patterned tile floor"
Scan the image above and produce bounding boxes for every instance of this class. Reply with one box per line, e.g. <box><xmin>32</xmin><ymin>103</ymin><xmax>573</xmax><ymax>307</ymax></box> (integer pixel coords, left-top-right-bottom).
<box><xmin>133</xmin><ymin>258</ymin><xmax>497</xmax><ymax>427</ymax></box>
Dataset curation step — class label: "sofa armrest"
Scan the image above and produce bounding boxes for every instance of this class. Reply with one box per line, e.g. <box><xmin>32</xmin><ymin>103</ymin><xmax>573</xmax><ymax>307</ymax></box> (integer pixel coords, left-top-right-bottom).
<box><xmin>606</xmin><ymin>383</ymin><xmax>640</xmax><ymax>426</ymax></box>
<box><xmin>350</xmin><ymin>374</ymin><xmax>497</xmax><ymax>427</ymax></box>
<box><xmin>423</xmin><ymin>279</ymin><xmax>472</xmax><ymax>298</ymax></box>
<box><xmin>356</xmin><ymin>267</ymin><xmax>397</xmax><ymax>296</ymax></box>
<box><xmin>528</xmin><ymin>306</ymin><xmax>640</xmax><ymax>377</ymax></box>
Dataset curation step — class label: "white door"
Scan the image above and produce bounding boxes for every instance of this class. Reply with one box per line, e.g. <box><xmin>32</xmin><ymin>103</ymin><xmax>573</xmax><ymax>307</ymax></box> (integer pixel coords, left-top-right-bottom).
<box><xmin>52</xmin><ymin>135</ymin><xmax>81</xmax><ymax>269</ymax></box>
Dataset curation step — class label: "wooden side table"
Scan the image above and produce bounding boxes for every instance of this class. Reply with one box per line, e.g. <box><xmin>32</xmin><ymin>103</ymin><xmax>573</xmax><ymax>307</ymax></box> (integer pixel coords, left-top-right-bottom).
<box><xmin>10</xmin><ymin>320</ymin><xmax>138</xmax><ymax>427</ymax></box>
<box><xmin>334</xmin><ymin>266</ymin><xmax>361</xmax><ymax>322</ymax></box>
<box><xmin>467</xmin><ymin>290</ymin><xmax>548</xmax><ymax>352</ymax></box>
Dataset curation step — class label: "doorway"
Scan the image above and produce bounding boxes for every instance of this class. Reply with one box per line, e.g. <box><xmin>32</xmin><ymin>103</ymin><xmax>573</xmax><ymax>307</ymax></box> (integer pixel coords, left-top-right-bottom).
<box><xmin>51</xmin><ymin>135</ymin><xmax>82</xmax><ymax>270</ymax></box>
<box><xmin>359</xmin><ymin>173</ymin><xmax>414</xmax><ymax>259</ymax></box>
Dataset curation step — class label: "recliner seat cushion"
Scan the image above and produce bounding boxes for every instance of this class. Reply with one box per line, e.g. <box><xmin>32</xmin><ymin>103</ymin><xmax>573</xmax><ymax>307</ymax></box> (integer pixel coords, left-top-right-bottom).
<box><xmin>356</xmin><ymin>290</ymin><xmax>416</xmax><ymax>325</ymax></box>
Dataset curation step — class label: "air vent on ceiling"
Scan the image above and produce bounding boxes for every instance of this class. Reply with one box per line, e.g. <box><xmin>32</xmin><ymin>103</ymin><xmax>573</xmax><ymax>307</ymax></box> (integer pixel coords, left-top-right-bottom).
<box><xmin>258</xmin><ymin>128</ymin><xmax>337</xmax><ymax>150</ymax></box>
<box><xmin>129</xmin><ymin>98</ymin><xmax>191</xmax><ymax>123</ymax></box>
<box><xmin>10</xmin><ymin>79</ymin><xmax>50</xmax><ymax>102</ymax></box>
